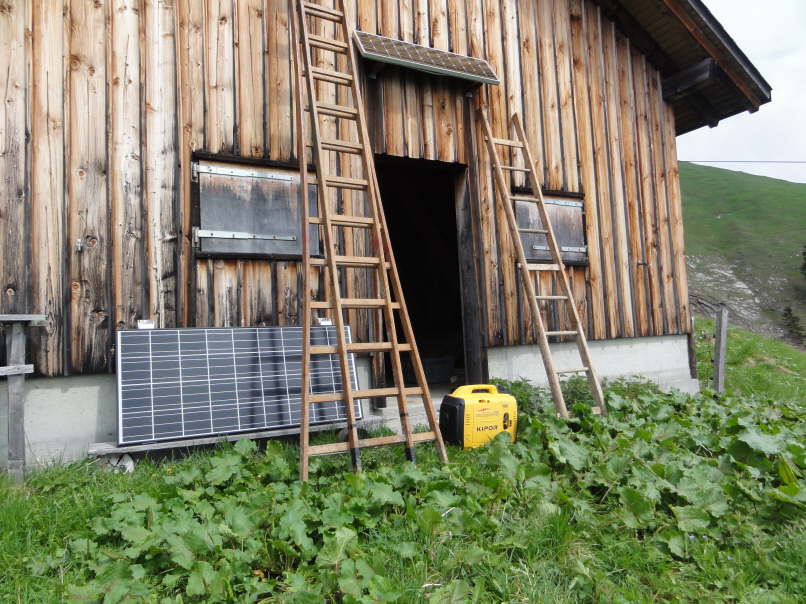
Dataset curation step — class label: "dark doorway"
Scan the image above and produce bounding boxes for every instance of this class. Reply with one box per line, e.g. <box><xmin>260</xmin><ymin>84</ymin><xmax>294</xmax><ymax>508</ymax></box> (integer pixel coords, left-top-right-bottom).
<box><xmin>374</xmin><ymin>155</ymin><xmax>466</xmax><ymax>387</ymax></box>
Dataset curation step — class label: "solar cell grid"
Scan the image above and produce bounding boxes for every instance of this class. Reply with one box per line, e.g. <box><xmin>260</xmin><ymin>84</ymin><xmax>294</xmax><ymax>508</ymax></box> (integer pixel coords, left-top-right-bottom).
<box><xmin>354</xmin><ymin>31</ymin><xmax>499</xmax><ymax>85</ymax></box>
<box><xmin>116</xmin><ymin>326</ymin><xmax>360</xmax><ymax>445</ymax></box>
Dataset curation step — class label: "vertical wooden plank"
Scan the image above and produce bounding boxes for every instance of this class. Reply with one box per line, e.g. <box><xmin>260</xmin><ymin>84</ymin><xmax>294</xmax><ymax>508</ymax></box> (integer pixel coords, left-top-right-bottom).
<box><xmin>205</xmin><ymin>0</ymin><xmax>235</xmax><ymax>153</ymax></box>
<box><xmin>518</xmin><ymin>0</ymin><xmax>544</xmax><ymax>182</ymax></box>
<box><xmin>663</xmin><ymin>102</ymin><xmax>690</xmax><ymax>332</ymax></box>
<box><xmin>584</xmin><ymin>3</ymin><xmax>617</xmax><ymax>338</ymax></box>
<box><xmin>380</xmin><ymin>0</ymin><xmax>405</xmax><ymax>157</ymax></box>
<box><xmin>569</xmin><ymin>0</ymin><xmax>604</xmax><ymax>339</ymax></box>
<box><xmin>266</xmin><ymin>0</ymin><xmax>292</xmax><ymax>160</ymax></box>
<box><xmin>617</xmin><ymin>38</ymin><xmax>649</xmax><ymax>336</ymax></box>
<box><xmin>601</xmin><ymin>22</ymin><xmax>634</xmax><ymax>338</ymax></box>
<box><xmin>194</xmin><ymin>258</ymin><xmax>212</xmax><ymax>326</ymax></box>
<box><xmin>429</xmin><ymin>0</ymin><xmax>454</xmax><ymax>162</ymax></box>
<box><xmin>67</xmin><ymin>0</ymin><xmax>110</xmax><ymax>372</ymax></box>
<box><xmin>399</xmin><ymin>0</ymin><xmax>421</xmax><ymax>157</ymax></box>
<box><xmin>143</xmin><ymin>0</ymin><xmax>178</xmax><ymax>328</ymax></box>
<box><xmin>553</xmin><ymin>0</ymin><xmax>579</xmax><ymax>192</ymax></box>
<box><xmin>482</xmin><ymin>0</ymin><xmax>515</xmax><ymax>345</ymax></box>
<box><xmin>414</xmin><ymin>0</ymin><xmax>435</xmax><ymax>159</ymax></box>
<box><xmin>648</xmin><ymin>69</ymin><xmax>675</xmax><ymax>334</ymax></box>
<box><xmin>536</xmin><ymin>0</ymin><xmax>562</xmax><ymax>190</ymax></box>
<box><xmin>110</xmin><ymin>0</ymin><xmax>145</xmax><ymax>334</ymax></box>
<box><xmin>632</xmin><ymin>54</ymin><xmax>663</xmax><ymax>335</ymax></box>
<box><xmin>466</xmin><ymin>0</ymin><xmax>500</xmax><ymax>345</ymax></box>
<box><xmin>236</xmin><ymin>0</ymin><xmax>266</xmax><ymax>157</ymax></box>
<box><xmin>212</xmin><ymin>260</ymin><xmax>239</xmax><ymax>326</ymax></box>
<box><xmin>0</xmin><ymin>2</ymin><xmax>30</xmax><ymax>316</ymax></box>
<box><xmin>275</xmin><ymin>261</ymin><xmax>298</xmax><ymax>326</ymax></box>
<box><xmin>30</xmin><ymin>0</ymin><xmax>66</xmax><ymax>376</ymax></box>
<box><xmin>242</xmin><ymin>261</ymin><xmax>274</xmax><ymax>325</ymax></box>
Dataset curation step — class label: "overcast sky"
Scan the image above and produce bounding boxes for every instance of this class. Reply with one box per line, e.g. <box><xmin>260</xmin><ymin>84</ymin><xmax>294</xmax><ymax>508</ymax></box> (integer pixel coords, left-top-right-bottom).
<box><xmin>676</xmin><ymin>0</ymin><xmax>806</xmax><ymax>184</ymax></box>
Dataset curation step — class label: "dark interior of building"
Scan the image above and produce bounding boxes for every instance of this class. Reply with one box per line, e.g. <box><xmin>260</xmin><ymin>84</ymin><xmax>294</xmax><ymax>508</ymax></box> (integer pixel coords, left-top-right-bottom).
<box><xmin>374</xmin><ymin>155</ymin><xmax>465</xmax><ymax>385</ymax></box>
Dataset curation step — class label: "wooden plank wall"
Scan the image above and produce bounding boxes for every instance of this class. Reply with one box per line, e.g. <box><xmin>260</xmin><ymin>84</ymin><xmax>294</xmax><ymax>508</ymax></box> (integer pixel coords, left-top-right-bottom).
<box><xmin>0</xmin><ymin>0</ymin><xmax>691</xmax><ymax>376</ymax></box>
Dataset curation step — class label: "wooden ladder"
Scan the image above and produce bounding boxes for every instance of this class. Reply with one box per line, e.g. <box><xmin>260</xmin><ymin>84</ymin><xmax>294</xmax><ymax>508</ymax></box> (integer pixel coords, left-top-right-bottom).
<box><xmin>291</xmin><ymin>0</ymin><xmax>448</xmax><ymax>480</ymax></box>
<box><xmin>480</xmin><ymin>111</ymin><xmax>607</xmax><ymax>418</ymax></box>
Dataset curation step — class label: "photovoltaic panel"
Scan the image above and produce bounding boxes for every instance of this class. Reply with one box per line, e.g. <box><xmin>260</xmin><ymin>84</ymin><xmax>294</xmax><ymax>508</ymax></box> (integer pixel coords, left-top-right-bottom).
<box><xmin>116</xmin><ymin>326</ymin><xmax>361</xmax><ymax>445</ymax></box>
<box><xmin>353</xmin><ymin>31</ymin><xmax>499</xmax><ymax>85</ymax></box>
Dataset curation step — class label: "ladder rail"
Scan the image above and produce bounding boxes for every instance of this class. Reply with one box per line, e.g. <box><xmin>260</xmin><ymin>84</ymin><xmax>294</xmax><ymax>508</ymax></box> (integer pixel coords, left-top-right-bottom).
<box><xmin>511</xmin><ymin>114</ymin><xmax>607</xmax><ymax>414</ymax></box>
<box><xmin>479</xmin><ymin>111</ymin><xmax>569</xmax><ymax>419</ymax></box>
<box><xmin>291</xmin><ymin>8</ymin><xmax>313</xmax><ymax>480</ymax></box>
<box><xmin>296</xmin><ymin>0</ymin><xmax>363</xmax><ymax>473</ymax></box>
<box><xmin>293</xmin><ymin>0</ymin><xmax>448</xmax><ymax>479</ymax></box>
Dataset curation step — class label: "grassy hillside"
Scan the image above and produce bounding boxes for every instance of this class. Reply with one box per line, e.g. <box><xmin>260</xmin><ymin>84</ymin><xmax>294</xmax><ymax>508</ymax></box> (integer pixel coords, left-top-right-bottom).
<box><xmin>679</xmin><ymin>162</ymin><xmax>806</xmax><ymax>338</ymax></box>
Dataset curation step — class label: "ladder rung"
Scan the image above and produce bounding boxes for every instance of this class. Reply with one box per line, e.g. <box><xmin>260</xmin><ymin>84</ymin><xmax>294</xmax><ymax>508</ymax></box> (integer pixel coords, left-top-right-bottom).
<box><xmin>307</xmin><ymin>386</ymin><xmax>422</xmax><ymax>404</ymax></box>
<box><xmin>519</xmin><ymin>228</ymin><xmax>548</xmax><ymax>234</ymax></box>
<box><xmin>309</xmin><ymin>215</ymin><xmax>375</xmax><ymax>228</ymax></box>
<box><xmin>511</xmin><ymin>195</ymin><xmax>540</xmax><ymax>203</ymax></box>
<box><xmin>310</xmin><ymin>300</ymin><xmax>401</xmax><ymax>310</ymax></box>
<box><xmin>308</xmin><ymin>34</ymin><xmax>348</xmax><ymax>52</ymax></box>
<box><xmin>311</xmin><ymin>66</ymin><xmax>353</xmax><ymax>86</ymax></box>
<box><xmin>556</xmin><ymin>367</ymin><xmax>589</xmax><ymax>374</ymax></box>
<box><xmin>489</xmin><ymin>137</ymin><xmax>524</xmax><ymax>148</ymax></box>
<box><xmin>303</xmin><ymin>2</ymin><xmax>343</xmax><ymax>21</ymax></box>
<box><xmin>309</xmin><ymin>431</ymin><xmax>436</xmax><ymax>456</ymax></box>
<box><xmin>316</xmin><ymin>102</ymin><xmax>358</xmax><ymax>119</ymax></box>
<box><xmin>310</xmin><ymin>342</ymin><xmax>413</xmax><ymax>354</ymax></box>
<box><xmin>536</xmin><ymin>295</ymin><xmax>569</xmax><ymax>301</ymax></box>
<box><xmin>545</xmin><ymin>330</ymin><xmax>578</xmax><ymax>337</ymax></box>
<box><xmin>500</xmin><ymin>165</ymin><xmax>530</xmax><ymax>173</ymax></box>
<box><xmin>321</xmin><ymin>139</ymin><xmax>364</xmax><ymax>154</ymax></box>
<box><xmin>324</xmin><ymin>175</ymin><xmax>369</xmax><ymax>190</ymax></box>
<box><xmin>524</xmin><ymin>263</ymin><xmax>561</xmax><ymax>271</ymax></box>
<box><xmin>310</xmin><ymin>256</ymin><xmax>390</xmax><ymax>268</ymax></box>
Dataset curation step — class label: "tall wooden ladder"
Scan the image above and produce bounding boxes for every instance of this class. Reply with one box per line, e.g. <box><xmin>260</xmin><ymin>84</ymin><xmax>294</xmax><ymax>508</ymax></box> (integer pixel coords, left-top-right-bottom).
<box><xmin>291</xmin><ymin>0</ymin><xmax>448</xmax><ymax>480</ymax></box>
<box><xmin>480</xmin><ymin>111</ymin><xmax>607</xmax><ymax>418</ymax></box>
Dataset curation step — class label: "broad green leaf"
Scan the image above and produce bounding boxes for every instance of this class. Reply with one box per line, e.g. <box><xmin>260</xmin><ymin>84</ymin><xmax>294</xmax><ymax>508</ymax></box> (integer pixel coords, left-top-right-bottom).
<box><xmin>119</xmin><ymin>524</ymin><xmax>151</xmax><ymax>545</ymax></box>
<box><xmin>738</xmin><ymin>428</ymin><xmax>783</xmax><ymax>455</ymax></box>
<box><xmin>548</xmin><ymin>437</ymin><xmax>588</xmax><ymax>470</ymax></box>
<box><xmin>397</xmin><ymin>542</ymin><xmax>418</xmax><ymax>558</ymax></box>
<box><xmin>206</xmin><ymin>454</ymin><xmax>242</xmax><ymax>485</ymax></box>
<box><xmin>428</xmin><ymin>579</ymin><xmax>471</xmax><ymax>603</ymax></box>
<box><xmin>233</xmin><ymin>437</ymin><xmax>257</xmax><ymax>456</ymax></box>
<box><xmin>619</xmin><ymin>487</ymin><xmax>654</xmax><ymax>529</ymax></box>
<box><xmin>671</xmin><ymin>505</ymin><xmax>711</xmax><ymax>533</ymax></box>
<box><xmin>370</xmin><ymin>481</ymin><xmax>405</xmax><ymax>507</ymax></box>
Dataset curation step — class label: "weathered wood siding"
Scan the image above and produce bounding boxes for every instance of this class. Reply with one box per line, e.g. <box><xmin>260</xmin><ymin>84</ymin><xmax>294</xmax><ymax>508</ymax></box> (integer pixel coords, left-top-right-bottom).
<box><xmin>0</xmin><ymin>0</ymin><xmax>690</xmax><ymax>376</ymax></box>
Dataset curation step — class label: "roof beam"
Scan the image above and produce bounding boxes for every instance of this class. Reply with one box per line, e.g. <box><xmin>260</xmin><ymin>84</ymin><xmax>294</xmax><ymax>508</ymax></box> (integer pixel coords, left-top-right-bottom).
<box><xmin>592</xmin><ymin>0</ymin><xmax>678</xmax><ymax>75</ymax></box>
<box><xmin>658</xmin><ymin>0</ymin><xmax>763</xmax><ymax>109</ymax></box>
<box><xmin>662</xmin><ymin>58</ymin><xmax>716</xmax><ymax>100</ymax></box>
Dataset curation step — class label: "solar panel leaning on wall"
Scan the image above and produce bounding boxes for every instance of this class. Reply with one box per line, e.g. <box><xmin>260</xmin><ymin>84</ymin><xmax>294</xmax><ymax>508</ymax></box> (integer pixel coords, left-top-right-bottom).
<box><xmin>116</xmin><ymin>326</ymin><xmax>360</xmax><ymax>445</ymax></box>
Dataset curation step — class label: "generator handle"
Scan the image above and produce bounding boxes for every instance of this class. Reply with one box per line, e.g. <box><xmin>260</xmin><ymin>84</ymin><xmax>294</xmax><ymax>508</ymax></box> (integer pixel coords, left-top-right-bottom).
<box><xmin>451</xmin><ymin>384</ymin><xmax>499</xmax><ymax>396</ymax></box>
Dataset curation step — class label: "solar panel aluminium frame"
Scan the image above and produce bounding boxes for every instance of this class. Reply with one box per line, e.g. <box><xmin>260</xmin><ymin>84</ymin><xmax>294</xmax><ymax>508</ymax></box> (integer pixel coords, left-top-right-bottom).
<box><xmin>115</xmin><ymin>326</ymin><xmax>361</xmax><ymax>446</ymax></box>
<box><xmin>353</xmin><ymin>30</ymin><xmax>500</xmax><ymax>85</ymax></box>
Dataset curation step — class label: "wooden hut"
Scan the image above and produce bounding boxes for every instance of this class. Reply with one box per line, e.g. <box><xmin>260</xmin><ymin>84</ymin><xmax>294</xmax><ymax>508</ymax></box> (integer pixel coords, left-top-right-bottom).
<box><xmin>0</xmin><ymin>0</ymin><xmax>770</xmax><ymax>463</ymax></box>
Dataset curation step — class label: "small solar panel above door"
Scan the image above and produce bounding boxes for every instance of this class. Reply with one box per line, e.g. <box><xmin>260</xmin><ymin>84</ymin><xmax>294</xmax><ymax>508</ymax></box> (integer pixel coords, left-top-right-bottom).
<box><xmin>116</xmin><ymin>326</ymin><xmax>360</xmax><ymax>445</ymax></box>
<box><xmin>353</xmin><ymin>31</ymin><xmax>499</xmax><ymax>85</ymax></box>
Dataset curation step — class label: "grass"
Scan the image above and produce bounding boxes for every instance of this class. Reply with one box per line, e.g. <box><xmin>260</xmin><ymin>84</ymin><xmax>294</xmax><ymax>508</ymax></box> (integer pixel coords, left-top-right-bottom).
<box><xmin>695</xmin><ymin>316</ymin><xmax>806</xmax><ymax>402</ymax></box>
<box><xmin>1</xmin><ymin>327</ymin><xmax>805</xmax><ymax>602</ymax></box>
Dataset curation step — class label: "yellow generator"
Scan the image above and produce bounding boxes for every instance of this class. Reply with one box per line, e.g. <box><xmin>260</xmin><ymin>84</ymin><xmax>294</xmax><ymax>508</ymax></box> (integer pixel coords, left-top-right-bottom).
<box><xmin>439</xmin><ymin>385</ymin><xmax>517</xmax><ymax>449</ymax></box>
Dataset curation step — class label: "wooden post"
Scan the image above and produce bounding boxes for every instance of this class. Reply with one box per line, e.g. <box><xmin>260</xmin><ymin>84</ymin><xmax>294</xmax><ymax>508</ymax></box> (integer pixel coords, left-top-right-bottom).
<box><xmin>6</xmin><ymin>322</ymin><xmax>26</xmax><ymax>482</ymax></box>
<box><xmin>714</xmin><ymin>306</ymin><xmax>728</xmax><ymax>393</ymax></box>
<box><xmin>687</xmin><ymin>314</ymin><xmax>698</xmax><ymax>380</ymax></box>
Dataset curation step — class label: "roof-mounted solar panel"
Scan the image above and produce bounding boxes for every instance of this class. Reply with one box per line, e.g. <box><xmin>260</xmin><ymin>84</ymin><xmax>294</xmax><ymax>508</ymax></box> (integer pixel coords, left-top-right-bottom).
<box><xmin>353</xmin><ymin>31</ymin><xmax>499</xmax><ymax>85</ymax></box>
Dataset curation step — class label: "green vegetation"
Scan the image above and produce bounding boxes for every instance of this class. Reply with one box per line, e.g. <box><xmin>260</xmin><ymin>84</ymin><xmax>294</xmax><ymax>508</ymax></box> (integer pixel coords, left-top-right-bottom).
<box><xmin>695</xmin><ymin>317</ymin><xmax>806</xmax><ymax>403</ymax></box>
<box><xmin>2</xmin><ymin>328</ymin><xmax>805</xmax><ymax>602</ymax></box>
<box><xmin>680</xmin><ymin>162</ymin><xmax>806</xmax><ymax>336</ymax></box>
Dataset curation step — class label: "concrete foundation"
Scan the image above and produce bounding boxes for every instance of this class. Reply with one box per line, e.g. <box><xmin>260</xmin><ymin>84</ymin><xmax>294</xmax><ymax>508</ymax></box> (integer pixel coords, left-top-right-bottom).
<box><xmin>2</xmin><ymin>335</ymin><xmax>697</xmax><ymax>470</ymax></box>
<box><xmin>487</xmin><ymin>334</ymin><xmax>699</xmax><ymax>393</ymax></box>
